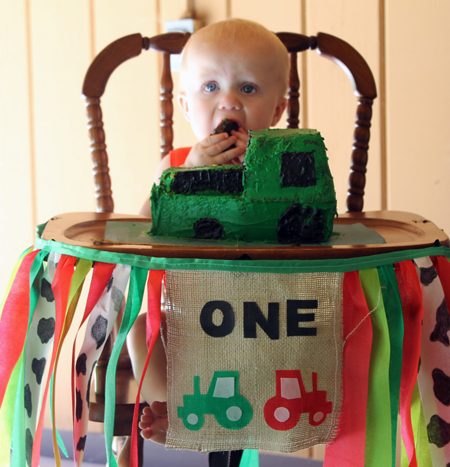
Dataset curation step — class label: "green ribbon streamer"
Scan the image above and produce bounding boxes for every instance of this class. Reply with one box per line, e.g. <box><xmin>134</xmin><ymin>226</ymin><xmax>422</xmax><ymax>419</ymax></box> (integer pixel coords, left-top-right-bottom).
<box><xmin>104</xmin><ymin>266</ymin><xmax>147</xmax><ymax>466</ymax></box>
<box><xmin>378</xmin><ymin>264</ymin><xmax>404</xmax><ymax>466</ymax></box>
<box><xmin>360</xmin><ymin>268</ymin><xmax>392</xmax><ymax>467</ymax></box>
<box><xmin>0</xmin><ymin>361</ymin><xmax>21</xmax><ymax>466</ymax></box>
<box><xmin>10</xmin><ymin>355</ymin><xmax>26</xmax><ymax>467</ymax></box>
<box><xmin>35</xmin><ymin>235</ymin><xmax>450</xmax><ymax>273</ymax></box>
<box><xmin>11</xmin><ymin>249</ymin><xmax>47</xmax><ymax>467</ymax></box>
<box><xmin>240</xmin><ymin>449</ymin><xmax>259</xmax><ymax>467</ymax></box>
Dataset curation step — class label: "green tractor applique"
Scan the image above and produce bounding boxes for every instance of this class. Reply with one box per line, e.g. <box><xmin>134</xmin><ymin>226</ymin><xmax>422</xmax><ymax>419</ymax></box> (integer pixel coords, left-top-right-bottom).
<box><xmin>178</xmin><ymin>371</ymin><xmax>253</xmax><ymax>431</ymax></box>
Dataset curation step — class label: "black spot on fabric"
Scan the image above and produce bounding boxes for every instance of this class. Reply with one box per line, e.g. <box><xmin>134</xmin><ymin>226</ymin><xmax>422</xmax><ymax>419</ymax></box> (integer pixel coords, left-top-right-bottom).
<box><xmin>194</xmin><ymin>218</ymin><xmax>224</xmax><ymax>239</ymax></box>
<box><xmin>24</xmin><ymin>384</ymin><xmax>32</xmax><ymax>417</ymax></box>
<box><xmin>91</xmin><ymin>315</ymin><xmax>108</xmax><ymax>349</ymax></box>
<box><xmin>76</xmin><ymin>353</ymin><xmax>87</xmax><ymax>376</ymax></box>
<box><xmin>430</xmin><ymin>299</ymin><xmax>450</xmax><ymax>346</ymax></box>
<box><xmin>37</xmin><ymin>317</ymin><xmax>55</xmax><ymax>344</ymax></box>
<box><xmin>32</xmin><ymin>358</ymin><xmax>46</xmax><ymax>384</ymax></box>
<box><xmin>40</xmin><ymin>278</ymin><xmax>54</xmax><ymax>302</ymax></box>
<box><xmin>26</xmin><ymin>428</ymin><xmax>33</xmax><ymax>466</ymax></box>
<box><xmin>111</xmin><ymin>287</ymin><xmax>124</xmax><ymax>313</ymax></box>
<box><xmin>76</xmin><ymin>435</ymin><xmax>87</xmax><ymax>451</ymax></box>
<box><xmin>281</xmin><ymin>151</ymin><xmax>316</xmax><ymax>187</ymax></box>
<box><xmin>106</xmin><ymin>276</ymin><xmax>113</xmax><ymax>292</ymax></box>
<box><xmin>171</xmin><ymin>168</ymin><xmax>243</xmax><ymax>194</ymax></box>
<box><xmin>277</xmin><ymin>204</ymin><xmax>326</xmax><ymax>244</ymax></box>
<box><xmin>432</xmin><ymin>368</ymin><xmax>450</xmax><ymax>405</ymax></box>
<box><xmin>420</xmin><ymin>266</ymin><xmax>438</xmax><ymax>285</ymax></box>
<box><xmin>76</xmin><ymin>389</ymin><xmax>83</xmax><ymax>422</ymax></box>
<box><xmin>427</xmin><ymin>414</ymin><xmax>450</xmax><ymax>447</ymax></box>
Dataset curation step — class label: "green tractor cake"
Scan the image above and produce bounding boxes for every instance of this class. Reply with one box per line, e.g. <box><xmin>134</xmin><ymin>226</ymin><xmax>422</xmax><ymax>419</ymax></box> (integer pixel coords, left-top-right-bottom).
<box><xmin>150</xmin><ymin>128</ymin><xmax>337</xmax><ymax>244</ymax></box>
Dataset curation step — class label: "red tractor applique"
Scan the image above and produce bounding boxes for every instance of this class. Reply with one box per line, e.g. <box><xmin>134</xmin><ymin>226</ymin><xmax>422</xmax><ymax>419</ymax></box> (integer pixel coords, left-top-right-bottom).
<box><xmin>264</xmin><ymin>370</ymin><xmax>332</xmax><ymax>430</ymax></box>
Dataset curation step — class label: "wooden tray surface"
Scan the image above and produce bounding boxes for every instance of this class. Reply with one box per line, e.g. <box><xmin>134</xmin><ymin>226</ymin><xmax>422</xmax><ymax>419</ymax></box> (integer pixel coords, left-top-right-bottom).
<box><xmin>41</xmin><ymin>211</ymin><xmax>449</xmax><ymax>260</ymax></box>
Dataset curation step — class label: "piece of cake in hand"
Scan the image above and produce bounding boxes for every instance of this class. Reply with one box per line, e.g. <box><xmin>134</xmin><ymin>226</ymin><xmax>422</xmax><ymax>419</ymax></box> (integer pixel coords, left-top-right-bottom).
<box><xmin>211</xmin><ymin>119</ymin><xmax>240</xmax><ymax>150</ymax></box>
<box><xmin>212</xmin><ymin>118</ymin><xmax>240</xmax><ymax>136</ymax></box>
<box><xmin>150</xmin><ymin>128</ymin><xmax>337</xmax><ymax>244</ymax></box>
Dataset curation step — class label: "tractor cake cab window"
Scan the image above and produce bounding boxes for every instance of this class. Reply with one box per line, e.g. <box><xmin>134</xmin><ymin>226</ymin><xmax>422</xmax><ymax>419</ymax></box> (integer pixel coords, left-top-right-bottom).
<box><xmin>280</xmin><ymin>151</ymin><xmax>317</xmax><ymax>187</ymax></box>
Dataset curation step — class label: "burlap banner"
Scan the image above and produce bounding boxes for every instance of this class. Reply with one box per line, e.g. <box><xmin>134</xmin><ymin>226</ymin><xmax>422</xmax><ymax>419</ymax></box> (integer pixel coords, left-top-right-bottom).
<box><xmin>165</xmin><ymin>270</ymin><xmax>343</xmax><ymax>452</ymax></box>
<box><xmin>0</xmin><ymin>240</ymin><xmax>449</xmax><ymax>466</ymax></box>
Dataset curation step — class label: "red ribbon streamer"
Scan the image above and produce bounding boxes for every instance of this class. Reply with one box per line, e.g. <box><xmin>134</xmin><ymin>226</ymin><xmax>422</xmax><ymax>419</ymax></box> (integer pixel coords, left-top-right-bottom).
<box><xmin>324</xmin><ymin>271</ymin><xmax>373</xmax><ymax>466</ymax></box>
<box><xmin>130</xmin><ymin>269</ymin><xmax>165</xmax><ymax>467</ymax></box>
<box><xmin>0</xmin><ymin>249</ymin><xmax>41</xmax><ymax>407</ymax></box>
<box><xmin>396</xmin><ymin>260</ymin><xmax>423</xmax><ymax>467</ymax></box>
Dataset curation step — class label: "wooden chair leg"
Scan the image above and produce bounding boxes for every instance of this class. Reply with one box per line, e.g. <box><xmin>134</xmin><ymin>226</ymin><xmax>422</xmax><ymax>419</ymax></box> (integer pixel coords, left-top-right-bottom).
<box><xmin>208</xmin><ymin>450</ymin><xmax>243</xmax><ymax>467</ymax></box>
<box><xmin>208</xmin><ymin>451</ymin><xmax>230</xmax><ymax>467</ymax></box>
<box><xmin>137</xmin><ymin>435</ymin><xmax>144</xmax><ymax>467</ymax></box>
<box><xmin>230</xmin><ymin>450</ymin><xmax>243</xmax><ymax>466</ymax></box>
<box><xmin>114</xmin><ymin>435</ymin><xmax>145</xmax><ymax>466</ymax></box>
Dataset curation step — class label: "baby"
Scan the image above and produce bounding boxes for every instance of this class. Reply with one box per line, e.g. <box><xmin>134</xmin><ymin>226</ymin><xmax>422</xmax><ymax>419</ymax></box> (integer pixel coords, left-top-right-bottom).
<box><xmin>128</xmin><ymin>17</ymin><xmax>289</xmax><ymax>450</ymax></box>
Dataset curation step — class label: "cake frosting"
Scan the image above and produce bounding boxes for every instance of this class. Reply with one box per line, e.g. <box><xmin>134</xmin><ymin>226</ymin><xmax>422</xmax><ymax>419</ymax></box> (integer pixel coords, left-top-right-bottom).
<box><xmin>150</xmin><ymin>128</ymin><xmax>336</xmax><ymax>243</ymax></box>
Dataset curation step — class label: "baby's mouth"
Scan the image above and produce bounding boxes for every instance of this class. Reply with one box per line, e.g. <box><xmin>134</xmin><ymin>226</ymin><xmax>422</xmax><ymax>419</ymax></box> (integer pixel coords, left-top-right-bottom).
<box><xmin>212</xmin><ymin>118</ymin><xmax>240</xmax><ymax>136</ymax></box>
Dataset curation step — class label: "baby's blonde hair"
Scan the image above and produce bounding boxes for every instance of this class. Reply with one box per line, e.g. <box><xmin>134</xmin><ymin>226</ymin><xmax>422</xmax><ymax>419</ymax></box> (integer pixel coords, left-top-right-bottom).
<box><xmin>180</xmin><ymin>18</ymin><xmax>290</xmax><ymax>96</ymax></box>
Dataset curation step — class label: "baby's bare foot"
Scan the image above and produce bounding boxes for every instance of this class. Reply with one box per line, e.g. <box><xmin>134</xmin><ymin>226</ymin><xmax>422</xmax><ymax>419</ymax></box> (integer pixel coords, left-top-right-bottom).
<box><xmin>139</xmin><ymin>401</ymin><xmax>168</xmax><ymax>444</ymax></box>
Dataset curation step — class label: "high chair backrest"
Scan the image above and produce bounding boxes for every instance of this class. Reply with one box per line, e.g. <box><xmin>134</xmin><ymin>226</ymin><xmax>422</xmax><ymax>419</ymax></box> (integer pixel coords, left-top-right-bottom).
<box><xmin>82</xmin><ymin>31</ymin><xmax>377</xmax><ymax>214</ymax></box>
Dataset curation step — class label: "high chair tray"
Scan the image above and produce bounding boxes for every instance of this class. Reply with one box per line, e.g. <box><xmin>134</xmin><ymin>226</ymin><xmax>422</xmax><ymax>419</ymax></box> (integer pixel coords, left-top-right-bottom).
<box><xmin>40</xmin><ymin>211</ymin><xmax>449</xmax><ymax>260</ymax></box>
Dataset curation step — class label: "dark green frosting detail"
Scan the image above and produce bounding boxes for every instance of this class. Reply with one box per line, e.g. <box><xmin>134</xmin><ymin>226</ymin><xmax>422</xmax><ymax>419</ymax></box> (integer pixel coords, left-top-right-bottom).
<box><xmin>171</xmin><ymin>167</ymin><xmax>243</xmax><ymax>194</ymax></box>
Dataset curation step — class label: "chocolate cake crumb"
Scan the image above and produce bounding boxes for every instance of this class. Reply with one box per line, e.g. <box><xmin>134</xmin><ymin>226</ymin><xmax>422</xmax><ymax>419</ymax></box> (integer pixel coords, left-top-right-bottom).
<box><xmin>212</xmin><ymin>119</ymin><xmax>240</xmax><ymax>136</ymax></box>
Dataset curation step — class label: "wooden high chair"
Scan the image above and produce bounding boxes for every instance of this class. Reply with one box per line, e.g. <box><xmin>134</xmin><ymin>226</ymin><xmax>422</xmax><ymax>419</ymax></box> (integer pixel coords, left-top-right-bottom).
<box><xmin>81</xmin><ymin>30</ymin><xmax>377</xmax><ymax>466</ymax></box>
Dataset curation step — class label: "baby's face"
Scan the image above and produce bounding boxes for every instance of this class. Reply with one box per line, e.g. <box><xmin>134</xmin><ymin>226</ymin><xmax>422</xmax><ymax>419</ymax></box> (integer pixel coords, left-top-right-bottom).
<box><xmin>179</xmin><ymin>40</ymin><xmax>287</xmax><ymax>140</ymax></box>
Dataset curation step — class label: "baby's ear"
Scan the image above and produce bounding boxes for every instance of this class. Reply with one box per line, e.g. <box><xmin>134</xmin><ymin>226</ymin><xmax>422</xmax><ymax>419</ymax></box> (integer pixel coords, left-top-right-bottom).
<box><xmin>271</xmin><ymin>97</ymin><xmax>288</xmax><ymax>126</ymax></box>
<box><xmin>178</xmin><ymin>93</ymin><xmax>190</xmax><ymax>122</ymax></box>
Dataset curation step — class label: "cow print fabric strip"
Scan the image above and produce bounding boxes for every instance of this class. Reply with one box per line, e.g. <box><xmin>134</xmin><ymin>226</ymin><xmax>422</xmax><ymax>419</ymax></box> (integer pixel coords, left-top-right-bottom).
<box><xmin>23</xmin><ymin>252</ymin><xmax>58</xmax><ymax>464</ymax></box>
<box><xmin>416</xmin><ymin>256</ymin><xmax>450</xmax><ymax>464</ymax></box>
<box><xmin>73</xmin><ymin>264</ymin><xmax>130</xmax><ymax>464</ymax></box>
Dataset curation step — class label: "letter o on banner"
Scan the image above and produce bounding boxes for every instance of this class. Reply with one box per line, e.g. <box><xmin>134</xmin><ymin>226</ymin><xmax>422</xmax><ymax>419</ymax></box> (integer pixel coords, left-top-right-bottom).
<box><xmin>200</xmin><ymin>300</ymin><xmax>235</xmax><ymax>337</ymax></box>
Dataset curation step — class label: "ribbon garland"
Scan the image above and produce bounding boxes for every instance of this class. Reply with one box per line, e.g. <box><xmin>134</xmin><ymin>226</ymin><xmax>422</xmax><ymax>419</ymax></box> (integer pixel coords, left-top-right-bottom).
<box><xmin>323</xmin><ymin>271</ymin><xmax>372</xmax><ymax>466</ymax></box>
<box><xmin>359</xmin><ymin>268</ymin><xmax>393</xmax><ymax>466</ymax></box>
<box><xmin>104</xmin><ymin>266</ymin><xmax>147</xmax><ymax>467</ymax></box>
<box><xmin>396</xmin><ymin>260</ymin><xmax>423</xmax><ymax>467</ymax></box>
<box><xmin>379</xmin><ymin>264</ymin><xmax>405</xmax><ymax>466</ymax></box>
<box><xmin>0</xmin><ymin>245</ymin><xmax>449</xmax><ymax>466</ymax></box>
<box><xmin>128</xmin><ymin>269</ymin><xmax>165</xmax><ymax>467</ymax></box>
<box><xmin>73</xmin><ymin>262</ymin><xmax>130</xmax><ymax>466</ymax></box>
<box><xmin>71</xmin><ymin>261</ymin><xmax>116</xmax><ymax>465</ymax></box>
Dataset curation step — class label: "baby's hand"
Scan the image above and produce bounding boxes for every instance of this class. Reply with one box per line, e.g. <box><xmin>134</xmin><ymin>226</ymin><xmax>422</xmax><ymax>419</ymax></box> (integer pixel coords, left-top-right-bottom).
<box><xmin>184</xmin><ymin>133</ymin><xmax>245</xmax><ymax>167</ymax></box>
<box><xmin>139</xmin><ymin>401</ymin><xmax>168</xmax><ymax>444</ymax></box>
<box><xmin>230</xmin><ymin>128</ymin><xmax>250</xmax><ymax>164</ymax></box>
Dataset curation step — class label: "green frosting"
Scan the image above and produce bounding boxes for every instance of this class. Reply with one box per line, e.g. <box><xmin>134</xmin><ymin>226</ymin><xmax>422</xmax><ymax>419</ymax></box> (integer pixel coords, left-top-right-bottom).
<box><xmin>151</xmin><ymin>129</ymin><xmax>337</xmax><ymax>243</ymax></box>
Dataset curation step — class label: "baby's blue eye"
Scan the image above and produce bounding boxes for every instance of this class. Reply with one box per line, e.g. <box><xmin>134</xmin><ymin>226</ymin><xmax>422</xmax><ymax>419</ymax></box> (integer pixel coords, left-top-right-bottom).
<box><xmin>241</xmin><ymin>83</ymin><xmax>257</xmax><ymax>94</ymax></box>
<box><xmin>204</xmin><ymin>82</ymin><xmax>218</xmax><ymax>93</ymax></box>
